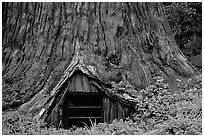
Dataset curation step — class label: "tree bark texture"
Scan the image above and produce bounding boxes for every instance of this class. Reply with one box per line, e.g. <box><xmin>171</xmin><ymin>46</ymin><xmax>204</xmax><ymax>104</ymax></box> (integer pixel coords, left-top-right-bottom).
<box><xmin>2</xmin><ymin>2</ymin><xmax>195</xmax><ymax>110</ymax></box>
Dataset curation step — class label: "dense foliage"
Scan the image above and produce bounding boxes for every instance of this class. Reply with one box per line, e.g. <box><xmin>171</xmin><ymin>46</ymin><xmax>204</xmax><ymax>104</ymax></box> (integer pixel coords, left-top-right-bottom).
<box><xmin>132</xmin><ymin>73</ymin><xmax>202</xmax><ymax>135</ymax></box>
<box><xmin>2</xmin><ymin>73</ymin><xmax>202</xmax><ymax>135</ymax></box>
<box><xmin>163</xmin><ymin>2</ymin><xmax>202</xmax><ymax>58</ymax></box>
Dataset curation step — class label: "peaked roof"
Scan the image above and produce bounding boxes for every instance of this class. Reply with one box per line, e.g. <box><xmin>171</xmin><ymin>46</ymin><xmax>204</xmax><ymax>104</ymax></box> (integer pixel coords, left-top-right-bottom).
<box><xmin>66</xmin><ymin>70</ymin><xmax>98</xmax><ymax>92</ymax></box>
<box><xmin>18</xmin><ymin>40</ymin><xmax>137</xmax><ymax>119</ymax></box>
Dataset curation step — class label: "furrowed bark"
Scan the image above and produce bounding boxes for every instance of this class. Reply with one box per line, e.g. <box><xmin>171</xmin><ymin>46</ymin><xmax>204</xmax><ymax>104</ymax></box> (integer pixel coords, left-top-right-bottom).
<box><xmin>2</xmin><ymin>2</ymin><xmax>195</xmax><ymax>110</ymax></box>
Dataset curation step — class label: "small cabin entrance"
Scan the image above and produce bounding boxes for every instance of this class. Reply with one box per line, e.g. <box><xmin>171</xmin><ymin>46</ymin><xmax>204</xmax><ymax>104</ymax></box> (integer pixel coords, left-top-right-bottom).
<box><xmin>47</xmin><ymin>70</ymin><xmax>132</xmax><ymax>129</ymax></box>
<box><xmin>60</xmin><ymin>70</ymin><xmax>103</xmax><ymax>129</ymax></box>
<box><xmin>62</xmin><ymin>93</ymin><xmax>103</xmax><ymax>128</ymax></box>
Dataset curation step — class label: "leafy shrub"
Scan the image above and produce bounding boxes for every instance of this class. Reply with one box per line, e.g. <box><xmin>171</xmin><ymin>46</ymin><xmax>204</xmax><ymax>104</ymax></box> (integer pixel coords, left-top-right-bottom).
<box><xmin>163</xmin><ymin>2</ymin><xmax>202</xmax><ymax>58</ymax></box>
<box><xmin>131</xmin><ymin>74</ymin><xmax>202</xmax><ymax>134</ymax></box>
<box><xmin>2</xmin><ymin>111</ymin><xmax>45</xmax><ymax>135</ymax></box>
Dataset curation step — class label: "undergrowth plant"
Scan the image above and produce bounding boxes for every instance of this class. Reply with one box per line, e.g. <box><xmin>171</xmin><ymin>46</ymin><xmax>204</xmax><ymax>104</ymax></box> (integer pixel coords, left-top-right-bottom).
<box><xmin>131</xmin><ymin>74</ymin><xmax>202</xmax><ymax>134</ymax></box>
<box><xmin>81</xmin><ymin>118</ymin><xmax>99</xmax><ymax>135</ymax></box>
<box><xmin>2</xmin><ymin>73</ymin><xmax>202</xmax><ymax>135</ymax></box>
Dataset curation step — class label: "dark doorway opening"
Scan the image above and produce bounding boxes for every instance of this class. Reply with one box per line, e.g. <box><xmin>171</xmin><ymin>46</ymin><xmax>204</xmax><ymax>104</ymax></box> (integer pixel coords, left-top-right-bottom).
<box><xmin>62</xmin><ymin>93</ymin><xmax>103</xmax><ymax>129</ymax></box>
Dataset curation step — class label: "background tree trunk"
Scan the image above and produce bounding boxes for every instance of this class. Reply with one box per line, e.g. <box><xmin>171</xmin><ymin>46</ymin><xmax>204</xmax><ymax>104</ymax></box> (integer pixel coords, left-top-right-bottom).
<box><xmin>2</xmin><ymin>2</ymin><xmax>195</xmax><ymax>110</ymax></box>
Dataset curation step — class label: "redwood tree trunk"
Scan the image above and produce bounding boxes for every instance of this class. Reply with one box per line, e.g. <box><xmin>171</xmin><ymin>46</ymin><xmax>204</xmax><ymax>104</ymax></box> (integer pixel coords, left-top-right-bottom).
<box><xmin>2</xmin><ymin>2</ymin><xmax>195</xmax><ymax>110</ymax></box>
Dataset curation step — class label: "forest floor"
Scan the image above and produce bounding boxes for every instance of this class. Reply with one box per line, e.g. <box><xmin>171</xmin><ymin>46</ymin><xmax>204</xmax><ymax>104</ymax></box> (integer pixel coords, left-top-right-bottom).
<box><xmin>2</xmin><ymin>70</ymin><xmax>202</xmax><ymax>135</ymax></box>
